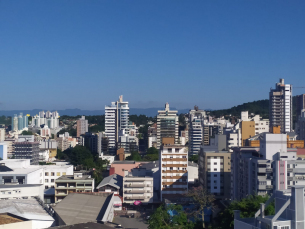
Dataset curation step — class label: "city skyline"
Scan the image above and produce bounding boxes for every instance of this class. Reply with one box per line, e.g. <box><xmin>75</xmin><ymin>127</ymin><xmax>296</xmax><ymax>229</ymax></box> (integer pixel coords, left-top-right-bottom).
<box><xmin>1</xmin><ymin>1</ymin><xmax>305</xmax><ymax>110</ymax></box>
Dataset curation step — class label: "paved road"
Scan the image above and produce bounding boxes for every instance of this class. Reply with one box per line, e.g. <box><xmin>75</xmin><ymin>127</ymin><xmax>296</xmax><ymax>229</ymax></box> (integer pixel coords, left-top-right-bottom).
<box><xmin>113</xmin><ymin>215</ymin><xmax>148</xmax><ymax>229</ymax></box>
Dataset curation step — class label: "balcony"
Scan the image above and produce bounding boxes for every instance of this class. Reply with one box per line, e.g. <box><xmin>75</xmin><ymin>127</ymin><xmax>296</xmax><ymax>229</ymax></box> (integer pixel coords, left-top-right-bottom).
<box><xmin>125</xmin><ymin>183</ymin><xmax>145</xmax><ymax>188</ymax></box>
<box><xmin>124</xmin><ymin>190</ymin><xmax>145</xmax><ymax>194</ymax></box>
<box><xmin>125</xmin><ymin>196</ymin><xmax>145</xmax><ymax>200</ymax></box>
<box><xmin>266</xmin><ymin>185</ymin><xmax>273</xmax><ymax>190</ymax></box>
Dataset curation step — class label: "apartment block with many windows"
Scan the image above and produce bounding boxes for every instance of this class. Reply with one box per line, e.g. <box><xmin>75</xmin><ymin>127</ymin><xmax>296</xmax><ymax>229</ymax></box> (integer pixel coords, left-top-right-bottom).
<box><xmin>198</xmin><ymin>149</ymin><xmax>231</xmax><ymax>200</ymax></box>
<box><xmin>123</xmin><ymin>168</ymin><xmax>153</xmax><ymax>204</ymax></box>
<box><xmin>157</xmin><ymin>103</ymin><xmax>179</xmax><ymax>149</ymax></box>
<box><xmin>160</xmin><ymin>145</ymin><xmax>188</xmax><ymax>201</ymax></box>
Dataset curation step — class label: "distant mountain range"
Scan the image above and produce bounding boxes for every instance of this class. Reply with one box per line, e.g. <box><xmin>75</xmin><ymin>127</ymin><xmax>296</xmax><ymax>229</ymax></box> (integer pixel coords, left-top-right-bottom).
<box><xmin>0</xmin><ymin>108</ymin><xmax>191</xmax><ymax>117</ymax></box>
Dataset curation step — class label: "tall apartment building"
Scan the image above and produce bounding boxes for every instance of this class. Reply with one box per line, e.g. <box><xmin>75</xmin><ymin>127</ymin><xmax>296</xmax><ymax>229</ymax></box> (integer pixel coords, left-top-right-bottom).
<box><xmin>11</xmin><ymin>114</ymin><xmax>18</xmax><ymax>131</ymax></box>
<box><xmin>105</xmin><ymin>96</ymin><xmax>129</xmax><ymax>153</ymax></box>
<box><xmin>159</xmin><ymin>145</ymin><xmax>188</xmax><ymax>201</ymax></box>
<box><xmin>32</xmin><ymin>111</ymin><xmax>59</xmax><ymax>129</ymax></box>
<box><xmin>198</xmin><ymin>149</ymin><xmax>231</xmax><ymax>200</ymax></box>
<box><xmin>188</xmin><ymin>106</ymin><xmax>205</xmax><ymax>155</ymax></box>
<box><xmin>296</xmin><ymin>94</ymin><xmax>305</xmax><ymax>117</ymax></box>
<box><xmin>269</xmin><ymin>78</ymin><xmax>292</xmax><ymax>133</ymax></box>
<box><xmin>296</xmin><ymin>110</ymin><xmax>305</xmax><ymax>141</ymax></box>
<box><xmin>157</xmin><ymin>103</ymin><xmax>179</xmax><ymax>149</ymax></box>
<box><xmin>231</xmin><ymin>133</ymin><xmax>305</xmax><ymax>201</ymax></box>
<box><xmin>76</xmin><ymin>116</ymin><xmax>88</xmax><ymax>137</ymax></box>
<box><xmin>14</xmin><ymin>141</ymin><xmax>40</xmax><ymax>165</ymax></box>
<box><xmin>123</xmin><ymin>168</ymin><xmax>153</xmax><ymax>204</ymax></box>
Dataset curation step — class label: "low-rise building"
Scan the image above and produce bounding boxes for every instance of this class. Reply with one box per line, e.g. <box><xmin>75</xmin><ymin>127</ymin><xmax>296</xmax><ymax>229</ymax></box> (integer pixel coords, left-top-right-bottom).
<box><xmin>55</xmin><ymin>172</ymin><xmax>94</xmax><ymax>203</ymax></box>
<box><xmin>0</xmin><ymin>184</ymin><xmax>44</xmax><ymax>201</ymax></box>
<box><xmin>123</xmin><ymin>168</ymin><xmax>153</xmax><ymax>204</ymax></box>
<box><xmin>0</xmin><ymin>198</ymin><xmax>55</xmax><ymax>228</ymax></box>
<box><xmin>96</xmin><ymin>174</ymin><xmax>122</xmax><ymax>194</ymax></box>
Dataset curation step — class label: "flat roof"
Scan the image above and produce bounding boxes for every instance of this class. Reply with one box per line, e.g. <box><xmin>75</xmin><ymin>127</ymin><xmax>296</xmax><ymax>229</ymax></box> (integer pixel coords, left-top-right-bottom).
<box><xmin>0</xmin><ymin>167</ymin><xmax>43</xmax><ymax>175</ymax></box>
<box><xmin>56</xmin><ymin>175</ymin><xmax>93</xmax><ymax>181</ymax></box>
<box><xmin>0</xmin><ymin>199</ymin><xmax>54</xmax><ymax>221</ymax></box>
<box><xmin>0</xmin><ymin>184</ymin><xmax>43</xmax><ymax>189</ymax></box>
<box><xmin>0</xmin><ymin>213</ymin><xmax>28</xmax><ymax>225</ymax></box>
<box><xmin>51</xmin><ymin>222</ymin><xmax>115</xmax><ymax>229</ymax></box>
<box><xmin>54</xmin><ymin>193</ymin><xmax>112</xmax><ymax>225</ymax></box>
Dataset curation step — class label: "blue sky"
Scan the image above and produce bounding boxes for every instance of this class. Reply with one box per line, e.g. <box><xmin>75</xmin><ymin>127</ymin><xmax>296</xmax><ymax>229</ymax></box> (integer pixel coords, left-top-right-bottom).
<box><xmin>1</xmin><ymin>0</ymin><xmax>305</xmax><ymax>110</ymax></box>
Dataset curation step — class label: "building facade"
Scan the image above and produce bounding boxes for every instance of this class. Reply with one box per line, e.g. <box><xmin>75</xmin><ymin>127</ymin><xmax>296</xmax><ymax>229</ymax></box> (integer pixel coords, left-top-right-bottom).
<box><xmin>198</xmin><ymin>149</ymin><xmax>231</xmax><ymax>200</ymax></box>
<box><xmin>157</xmin><ymin>103</ymin><xmax>179</xmax><ymax>149</ymax></box>
<box><xmin>160</xmin><ymin>145</ymin><xmax>188</xmax><ymax>201</ymax></box>
<box><xmin>188</xmin><ymin>106</ymin><xmax>205</xmax><ymax>155</ymax></box>
<box><xmin>269</xmin><ymin>78</ymin><xmax>292</xmax><ymax>133</ymax></box>
<box><xmin>123</xmin><ymin>168</ymin><xmax>153</xmax><ymax>204</ymax></box>
<box><xmin>105</xmin><ymin>95</ymin><xmax>129</xmax><ymax>153</ymax></box>
<box><xmin>55</xmin><ymin>172</ymin><xmax>94</xmax><ymax>203</ymax></box>
<box><xmin>76</xmin><ymin>116</ymin><xmax>88</xmax><ymax>137</ymax></box>
<box><xmin>14</xmin><ymin>142</ymin><xmax>40</xmax><ymax>165</ymax></box>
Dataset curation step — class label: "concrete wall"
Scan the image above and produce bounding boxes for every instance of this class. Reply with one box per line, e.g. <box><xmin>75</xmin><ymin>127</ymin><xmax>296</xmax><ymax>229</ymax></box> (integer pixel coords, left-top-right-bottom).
<box><xmin>0</xmin><ymin>185</ymin><xmax>44</xmax><ymax>200</ymax></box>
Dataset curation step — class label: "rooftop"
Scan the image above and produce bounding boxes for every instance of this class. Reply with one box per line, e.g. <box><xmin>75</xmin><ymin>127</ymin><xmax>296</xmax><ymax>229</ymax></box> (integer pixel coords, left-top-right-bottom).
<box><xmin>96</xmin><ymin>174</ymin><xmax>123</xmax><ymax>190</ymax></box>
<box><xmin>53</xmin><ymin>193</ymin><xmax>112</xmax><ymax>225</ymax></box>
<box><xmin>0</xmin><ymin>199</ymin><xmax>54</xmax><ymax>221</ymax></box>
<box><xmin>112</xmin><ymin>161</ymin><xmax>137</xmax><ymax>164</ymax></box>
<box><xmin>0</xmin><ymin>184</ymin><xmax>43</xmax><ymax>189</ymax></box>
<box><xmin>51</xmin><ymin>221</ymin><xmax>116</xmax><ymax>229</ymax></box>
<box><xmin>56</xmin><ymin>175</ymin><xmax>93</xmax><ymax>181</ymax></box>
<box><xmin>0</xmin><ymin>213</ymin><xmax>28</xmax><ymax>225</ymax></box>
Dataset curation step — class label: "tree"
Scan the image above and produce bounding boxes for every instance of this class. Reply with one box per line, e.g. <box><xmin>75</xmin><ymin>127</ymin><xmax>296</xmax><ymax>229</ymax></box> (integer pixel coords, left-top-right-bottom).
<box><xmin>186</xmin><ymin>186</ymin><xmax>216</xmax><ymax>228</ymax></box>
<box><xmin>126</xmin><ymin>151</ymin><xmax>142</xmax><ymax>161</ymax></box>
<box><xmin>21</xmin><ymin>130</ymin><xmax>34</xmax><ymax>135</ymax></box>
<box><xmin>143</xmin><ymin>147</ymin><xmax>159</xmax><ymax>161</ymax></box>
<box><xmin>214</xmin><ymin>194</ymin><xmax>275</xmax><ymax>229</ymax></box>
<box><xmin>148</xmin><ymin>204</ymin><xmax>195</xmax><ymax>229</ymax></box>
<box><xmin>189</xmin><ymin>155</ymin><xmax>198</xmax><ymax>163</ymax></box>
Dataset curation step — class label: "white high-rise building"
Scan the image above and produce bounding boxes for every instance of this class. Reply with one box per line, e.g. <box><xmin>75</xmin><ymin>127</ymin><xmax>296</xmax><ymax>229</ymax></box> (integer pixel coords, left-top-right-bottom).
<box><xmin>105</xmin><ymin>95</ymin><xmax>129</xmax><ymax>153</ymax></box>
<box><xmin>269</xmin><ymin>78</ymin><xmax>292</xmax><ymax>133</ymax></box>
<box><xmin>188</xmin><ymin>106</ymin><xmax>206</xmax><ymax>155</ymax></box>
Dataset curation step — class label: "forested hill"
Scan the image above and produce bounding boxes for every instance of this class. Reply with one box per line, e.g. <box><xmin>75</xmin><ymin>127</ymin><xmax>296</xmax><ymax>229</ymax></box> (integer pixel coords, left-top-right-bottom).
<box><xmin>210</xmin><ymin>96</ymin><xmax>298</xmax><ymax>120</ymax></box>
<box><xmin>209</xmin><ymin>99</ymin><xmax>269</xmax><ymax>118</ymax></box>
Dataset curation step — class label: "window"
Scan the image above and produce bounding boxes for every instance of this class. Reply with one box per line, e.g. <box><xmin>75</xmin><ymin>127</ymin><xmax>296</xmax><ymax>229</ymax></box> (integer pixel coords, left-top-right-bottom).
<box><xmin>45</xmin><ymin>179</ymin><xmax>49</xmax><ymax>183</ymax></box>
<box><xmin>214</xmin><ymin>180</ymin><xmax>217</xmax><ymax>183</ymax></box>
<box><xmin>51</xmin><ymin>179</ymin><xmax>55</xmax><ymax>182</ymax></box>
<box><xmin>57</xmin><ymin>172</ymin><xmax>61</xmax><ymax>176</ymax></box>
<box><xmin>214</xmin><ymin>174</ymin><xmax>217</xmax><ymax>177</ymax></box>
<box><xmin>214</xmin><ymin>186</ymin><xmax>217</xmax><ymax>189</ymax></box>
<box><xmin>45</xmin><ymin>185</ymin><xmax>49</xmax><ymax>189</ymax></box>
<box><xmin>51</xmin><ymin>172</ymin><xmax>55</xmax><ymax>176</ymax></box>
<box><xmin>175</xmin><ymin>148</ymin><xmax>179</xmax><ymax>153</ymax></box>
<box><xmin>63</xmin><ymin>172</ymin><xmax>66</xmax><ymax>175</ymax></box>
<box><xmin>170</xmin><ymin>167</ymin><xmax>173</xmax><ymax>170</ymax></box>
<box><xmin>214</xmin><ymin>168</ymin><xmax>217</xmax><ymax>171</ymax></box>
<box><xmin>214</xmin><ymin>162</ymin><xmax>217</xmax><ymax>165</ymax></box>
<box><xmin>45</xmin><ymin>172</ymin><xmax>49</xmax><ymax>176</ymax></box>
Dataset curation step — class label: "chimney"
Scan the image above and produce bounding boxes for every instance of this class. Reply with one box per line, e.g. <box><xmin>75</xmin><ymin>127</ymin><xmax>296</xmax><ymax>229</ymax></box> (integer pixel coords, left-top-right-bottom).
<box><xmin>260</xmin><ymin>203</ymin><xmax>265</xmax><ymax>218</ymax></box>
<box><xmin>234</xmin><ymin>210</ymin><xmax>240</xmax><ymax>220</ymax></box>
